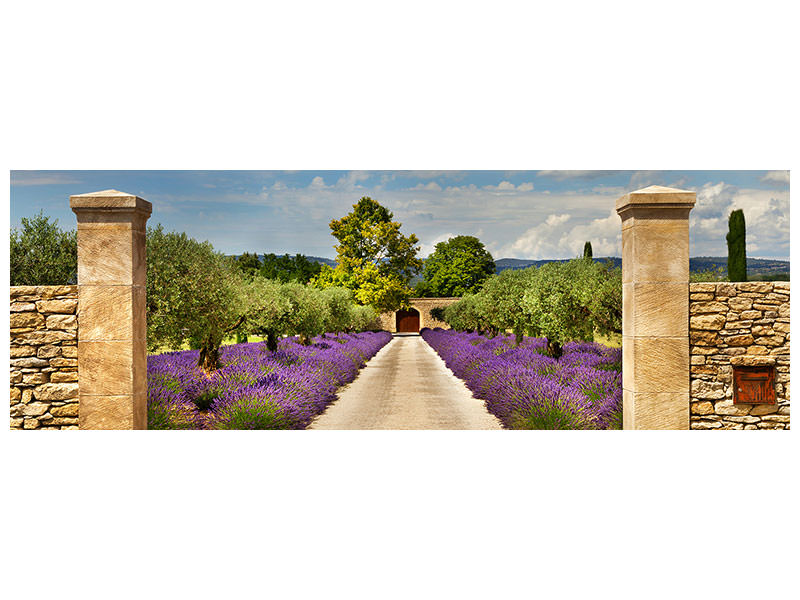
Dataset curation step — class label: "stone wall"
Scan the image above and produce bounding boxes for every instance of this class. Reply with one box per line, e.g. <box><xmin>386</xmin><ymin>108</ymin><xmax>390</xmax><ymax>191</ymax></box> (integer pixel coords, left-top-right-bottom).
<box><xmin>379</xmin><ymin>297</ymin><xmax>460</xmax><ymax>332</ymax></box>
<box><xmin>689</xmin><ymin>282</ymin><xmax>790</xmax><ymax>430</ymax></box>
<box><xmin>10</xmin><ymin>286</ymin><xmax>79</xmax><ymax>430</ymax></box>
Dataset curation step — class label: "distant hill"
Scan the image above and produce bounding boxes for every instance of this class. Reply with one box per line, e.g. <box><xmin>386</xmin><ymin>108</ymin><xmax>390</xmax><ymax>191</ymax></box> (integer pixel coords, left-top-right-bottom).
<box><xmin>494</xmin><ymin>257</ymin><xmax>789</xmax><ymax>277</ymax></box>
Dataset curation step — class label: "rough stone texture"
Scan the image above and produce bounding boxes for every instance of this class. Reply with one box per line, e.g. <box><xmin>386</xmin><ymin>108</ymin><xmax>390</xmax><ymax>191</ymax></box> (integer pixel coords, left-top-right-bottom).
<box><xmin>617</xmin><ymin>185</ymin><xmax>695</xmax><ymax>430</ymax></box>
<box><xmin>378</xmin><ymin>297</ymin><xmax>460</xmax><ymax>333</ymax></box>
<box><xmin>10</xmin><ymin>286</ymin><xmax>79</xmax><ymax>430</ymax></box>
<box><xmin>690</xmin><ymin>282</ymin><xmax>790</xmax><ymax>430</ymax></box>
<box><xmin>71</xmin><ymin>189</ymin><xmax>152</xmax><ymax>430</ymax></box>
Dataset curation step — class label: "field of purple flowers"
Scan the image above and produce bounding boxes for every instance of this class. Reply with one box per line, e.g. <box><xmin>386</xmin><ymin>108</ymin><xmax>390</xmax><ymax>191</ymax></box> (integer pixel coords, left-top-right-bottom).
<box><xmin>147</xmin><ymin>331</ymin><xmax>392</xmax><ymax>429</ymax></box>
<box><xmin>421</xmin><ymin>328</ymin><xmax>622</xmax><ymax>429</ymax></box>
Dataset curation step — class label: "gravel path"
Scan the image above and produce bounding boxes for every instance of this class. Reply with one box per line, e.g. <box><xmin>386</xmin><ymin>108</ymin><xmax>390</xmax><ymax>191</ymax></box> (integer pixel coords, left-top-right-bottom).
<box><xmin>310</xmin><ymin>334</ymin><xmax>502</xmax><ymax>430</ymax></box>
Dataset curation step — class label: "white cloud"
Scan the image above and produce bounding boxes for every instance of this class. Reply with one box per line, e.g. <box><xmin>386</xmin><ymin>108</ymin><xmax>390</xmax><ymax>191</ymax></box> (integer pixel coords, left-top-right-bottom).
<box><xmin>410</xmin><ymin>181</ymin><xmax>442</xmax><ymax>191</ymax></box>
<box><xmin>419</xmin><ymin>232</ymin><xmax>456</xmax><ymax>257</ymax></box>
<box><xmin>517</xmin><ymin>182</ymin><xmax>535</xmax><ymax>192</ymax></box>
<box><xmin>309</xmin><ymin>176</ymin><xmax>327</xmax><ymax>188</ymax></box>
<box><xmin>10</xmin><ymin>172</ymin><xmax>83</xmax><ymax>186</ymax></box>
<box><xmin>537</xmin><ymin>170</ymin><xmax>617</xmax><ymax>181</ymax></box>
<box><xmin>502</xmin><ymin>209</ymin><xmax>622</xmax><ymax>259</ymax></box>
<box><xmin>760</xmin><ymin>170</ymin><xmax>789</xmax><ymax>184</ymax></box>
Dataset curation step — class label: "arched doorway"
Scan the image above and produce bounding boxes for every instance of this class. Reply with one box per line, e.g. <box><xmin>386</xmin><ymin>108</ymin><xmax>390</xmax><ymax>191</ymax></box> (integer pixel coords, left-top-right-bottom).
<box><xmin>396</xmin><ymin>308</ymin><xmax>420</xmax><ymax>333</ymax></box>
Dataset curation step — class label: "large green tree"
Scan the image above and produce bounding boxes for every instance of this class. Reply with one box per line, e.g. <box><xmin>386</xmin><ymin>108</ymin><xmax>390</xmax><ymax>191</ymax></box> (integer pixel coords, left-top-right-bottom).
<box><xmin>726</xmin><ymin>209</ymin><xmax>747</xmax><ymax>282</ymax></box>
<box><xmin>146</xmin><ymin>224</ymin><xmax>245</xmax><ymax>369</ymax></box>
<box><xmin>314</xmin><ymin>197</ymin><xmax>422</xmax><ymax>312</ymax></box>
<box><xmin>10</xmin><ymin>211</ymin><xmax>77</xmax><ymax>285</ymax></box>
<box><xmin>416</xmin><ymin>235</ymin><xmax>495</xmax><ymax>297</ymax></box>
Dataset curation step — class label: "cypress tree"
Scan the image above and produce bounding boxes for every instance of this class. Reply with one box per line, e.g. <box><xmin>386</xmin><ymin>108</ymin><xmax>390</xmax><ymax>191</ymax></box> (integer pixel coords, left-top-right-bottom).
<box><xmin>726</xmin><ymin>209</ymin><xmax>747</xmax><ymax>282</ymax></box>
<box><xmin>583</xmin><ymin>241</ymin><xmax>593</xmax><ymax>260</ymax></box>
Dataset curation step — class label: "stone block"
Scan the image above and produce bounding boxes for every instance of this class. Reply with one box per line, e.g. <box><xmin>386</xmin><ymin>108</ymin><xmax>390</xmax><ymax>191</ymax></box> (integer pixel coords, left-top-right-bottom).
<box><xmin>10</xmin><ymin>357</ymin><xmax>50</xmax><ymax>368</ymax></box>
<box><xmin>690</xmin><ymin>293</ymin><xmax>714</xmax><ymax>300</ymax></box>
<box><xmin>690</xmin><ymin>301</ymin><xmax>728</xmax><ymax>314</ymax></box>
<box><xmin>740</xmin><ymin>310</ymin><xmax>762</xmax><ymax>320</ymax></box>
<box><xmin>14</xmin><ymin>330</ymin><xmax>75</xmax><ymax>345</ymax></box>
<box><xmin>76</xmin><ymin>228</ymin><xmax>138</xmax><ymax>285</ymax></box>
<box><xmin>46</xmin><ymin>314</ymin><xmax>77</xmax><ymax>330</ymax></box>
<box><xmin>691</xmin><ymin>379</ymin><xmax>725</xmax><ymax>400</ymax></box>
<box><xmin>9</xmin><ymin>312</ymin><xmax>45</xmax><ymax>328</ymax></box>
<box><xmin>726</xmin><ymin>334</ymin><xmax>755</xmax><ymax>346</ymax></box>
<box><xmin>728</xmin><ymin>297</ymin><xmax>753</xmax><ymax>311</ymax></box>
<box><xmin>691</xmin><ymin>401</ymin><xmax>714</xmax><ymax>415</ymax></box>
<box><xmin>691</xmin><ymin>420</ymin><xmax>723</xmax><ymax>429</ymax></box>
<box><xmin>79</xmin><ymin>394</ymin><xmax>146</xmax><ymax>430</ymax></box>
<box><xmin>691</xmin><ymin>330</ymin><xmax>719</xmax><ymax>345</ymax></box>
<box><xmin>737</xmin><ymin>282</ymin><xmax>773</xmax><ymax>293</ymax></box>
<box><xmin>690</xmin><ymin>314</ymin><xmax>725</xmax><ymax>330</ymax></box>
<box><xmin>37</xmin><ymin>345</ymin><xmax>62</xmax><ymax>359</ymax></box>
<box><xmin>10</xmin><ymin>346</ymin><xmax>35</xmax><ymax>358</ymax></box>
<box><xmin>35</xmin><ymin>383</ymin><xmax>79</xmax><ymax>401</ymax></box>
<box><xmin>49</xmin><ymin>358</ymin><xmax>78</xmax><ymax>367</ymax></box>
<box><xmin>23</xmin><ymin>419</ymin><xmax>40</xmax><ymax>429</ymax></box>
<box><xmin>21</xmin><ymin>402</ymin><xmax>50</xmax><ymax>417</ymax></box>
<box><xmin>755</xmin><ymin>335</ymin><xmax>784</xmax><ymax>347</ymax></box>
<box><xmin>730</xmin><ymin>355</ymin><xmax>775</xmax><ymax>367</ymax></box>
<box><xmin>36</xmin><ymin>299</ymin><xmax>78</xmax><ymax>314</ymax></box>
<box><xmin>751</xmin><ymin>404</ymin><xmax>780</xmax><ymax>416</ymax></box>
<box><xmin>621</xmin><ymin>222</ymin><xmax>690</xmax><ymax>283</ymax></box>
<box><xmin>623</xmin><ymin>389</ymin><xmax>689</xmax><ymax>430</ymax></box>
<box><xmin>623</xmin><ymin>337</ymin><xmax>688</xmax><ymax>394</ymax></box>
<box><xmin>61</xmin><ymin>346</ymin><xmax>78</xmax><ymax>358</ymax></box>
<box><xmin>51</xmin><ymin>404</ymin><xmax>79</xmax><ymax>417</ymax></box>
<box><xmin>78</xmin><ymin>341</ymin><xmax>132</xmax><ymax>395</ymax></box>
<box><xmin>690</xmin><ymin>355</ymin><xmax>705</xmax><ymax>365</ymax></box>
<box><xmin>22</xmin><ymin>373</ymin><xmax>48</xmax><ymax>385</ymax></box>
<box><xmin>10</xmin><ymin>302</ymin><xmax>37</xmax><ymax>312</ymax></box>
<box><xmin>50</xmin><ymin>371</ymin><xmax>79</xmax><ymax>383</ymax></box>
<box><xmin>623</xmin><ymin>282</ymin><xmax>688</xmax><ymax>336</ymax></box>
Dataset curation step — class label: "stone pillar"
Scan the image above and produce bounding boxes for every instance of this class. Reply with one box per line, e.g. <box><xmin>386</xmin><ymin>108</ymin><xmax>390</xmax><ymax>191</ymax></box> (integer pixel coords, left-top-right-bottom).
<box><xmin>616</xmin><ymin>185</ymin><xmax>696</xmax><ymax>430</ymax></box>
<box><xmin>70</xmin><ymin>190</ymin><xmax>152</xmax><ymax>429</ymax></box>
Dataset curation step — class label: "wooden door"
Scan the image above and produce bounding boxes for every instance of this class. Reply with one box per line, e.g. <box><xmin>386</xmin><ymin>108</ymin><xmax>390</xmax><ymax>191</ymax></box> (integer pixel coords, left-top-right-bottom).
<box><xmin>396</xmin><ymin>309</ymin><xmax>420</xmax><ymax>333</ymax></box>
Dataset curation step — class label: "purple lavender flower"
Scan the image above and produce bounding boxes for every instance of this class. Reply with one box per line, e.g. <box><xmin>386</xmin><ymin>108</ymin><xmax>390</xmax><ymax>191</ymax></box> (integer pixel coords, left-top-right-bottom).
<box><xmin>147</xmin><ymin>331</ymin><xmax>392</xmax><ymax>429</ymax></box>
<box><xmin>421</xmin><ymin>328</ymin><xmax>622</xmax><ymax>430</ymax></box>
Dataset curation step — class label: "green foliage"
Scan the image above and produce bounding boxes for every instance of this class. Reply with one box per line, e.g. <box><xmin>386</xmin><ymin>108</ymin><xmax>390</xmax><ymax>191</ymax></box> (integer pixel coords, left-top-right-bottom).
<box><xmin>234</xmin><ymin>252</ymin><xmax>262</xmax><ymax>277</ymax></box>
<box><xmin>313</xmin><ymin>197</ymin><xmax>422</xmax><ymax>312</ymax></box>
<box><xmin>726</xmin><ymin>209</ymin><xmax>747</xmax><ymax>282</ymax></box>
<box><xmin>146</xmin><ymin>224</ymin><xmax>245</xmax><ymax>363</ymax></box>
<box><xmin>10</xmin><ymin>211</ymin><xmax>77</xmax><ymax>285</ymax></box>
<box><xmin>416</xmin><ymin>235</ymin><xmax>495</xmax><ymax>297</ymax></box>
<box><xmin>583</xmin><ymin>241</ymin><xmax>593</xmax><ymax>259</ymax></box>
<box><xmin>259</xmin><ymin>253</ymin><xmax>322</xmax><ymax>283</ymax></box>
<box><xmin>689</xmin><ymin>264</ymin><xmax>727</xmax><ymax>282</ymax></box>
<box><xmin>442</xmin><ymin>258</ymin><xmax>622</xmax><ymax>347</ymax></box>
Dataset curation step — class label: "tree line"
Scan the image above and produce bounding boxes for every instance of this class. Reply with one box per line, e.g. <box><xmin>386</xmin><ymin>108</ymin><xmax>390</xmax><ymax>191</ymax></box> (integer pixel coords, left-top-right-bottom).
<box><xmin>438</xmin><ymin>256</ymin><xmax>622</xmax><ymax>356</ymax></box>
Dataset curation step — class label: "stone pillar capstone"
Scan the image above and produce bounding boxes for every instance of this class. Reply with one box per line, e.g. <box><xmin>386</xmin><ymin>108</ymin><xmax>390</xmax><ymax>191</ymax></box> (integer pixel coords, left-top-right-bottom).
<box><xmin>70</xmin><ymin>190</ymin><xmax>152</xmax><ymax>429</ymax></box>
<box><xmin>616</xmin><ymin>185</ymin><xmax>696</xmax><ymax>429</ymax></box>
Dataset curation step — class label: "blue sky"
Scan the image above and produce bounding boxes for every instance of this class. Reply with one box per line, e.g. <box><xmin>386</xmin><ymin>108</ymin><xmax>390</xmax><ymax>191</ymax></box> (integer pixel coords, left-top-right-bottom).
<box><xmin>10</xmin><ymin>170</ymin><xmax>790</xmax><ymax>260</ymax></box>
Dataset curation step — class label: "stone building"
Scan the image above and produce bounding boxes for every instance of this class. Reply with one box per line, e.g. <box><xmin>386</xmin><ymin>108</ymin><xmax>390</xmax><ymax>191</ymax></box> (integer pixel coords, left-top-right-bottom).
<box><xmin>378</xmin><ymin>297</ymin><xmax>460</xmax><ymax>333</ymax></box>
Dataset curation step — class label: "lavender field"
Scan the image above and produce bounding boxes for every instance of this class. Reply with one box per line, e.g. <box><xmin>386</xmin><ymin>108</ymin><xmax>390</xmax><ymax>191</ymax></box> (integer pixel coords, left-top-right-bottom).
<box><xmin>147</xmin><ymin>331</ymin><xmax>392</xmax><ymax>429</ymax></box>
<box><xmin>421</xmin><ymin>328</ymin><xmax>622</xmax><ymax>429</ymax></box>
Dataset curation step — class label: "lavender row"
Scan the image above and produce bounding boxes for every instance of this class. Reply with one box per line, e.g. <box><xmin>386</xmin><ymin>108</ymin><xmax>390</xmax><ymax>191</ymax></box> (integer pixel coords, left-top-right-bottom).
<box><xmin>147</xmin><ymin>331</ymin><xmax>392</xmax><ymax>429</ymax></box>
<box><xmin>420</xmin><ymin>328</ymin><xmax>622</xmax><ymax>429</ymax></box>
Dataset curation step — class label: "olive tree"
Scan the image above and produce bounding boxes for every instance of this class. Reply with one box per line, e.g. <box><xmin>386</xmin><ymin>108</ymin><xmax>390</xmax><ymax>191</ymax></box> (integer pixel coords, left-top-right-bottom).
<box><xmin>146</xmin><ymin>224</ymin><xmax>245</xmax><ymax>369</ymax></box>
<box><xmin>10</xmin><ymin>211</ymin><xmax>77</xmax><ymax>285</ymax></box>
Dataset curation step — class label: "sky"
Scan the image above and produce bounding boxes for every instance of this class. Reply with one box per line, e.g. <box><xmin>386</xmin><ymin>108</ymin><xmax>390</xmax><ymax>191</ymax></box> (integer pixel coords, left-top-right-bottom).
<box><xmin>9</xmin><ymin>170</ymin><xmax>791</xmax><ymax>261</ymax></box>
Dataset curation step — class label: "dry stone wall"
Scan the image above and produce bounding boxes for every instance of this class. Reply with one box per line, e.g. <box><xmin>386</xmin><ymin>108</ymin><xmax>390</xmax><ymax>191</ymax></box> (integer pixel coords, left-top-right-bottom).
<box><xmin>10</xmin><ymin>286</ymin><xmax>79</xmax><ymax>430</ymax></box>
<box><xmin>689</xmin><ymin>282</ymin><xmax>790</xmax><ymax>430</ymax></box>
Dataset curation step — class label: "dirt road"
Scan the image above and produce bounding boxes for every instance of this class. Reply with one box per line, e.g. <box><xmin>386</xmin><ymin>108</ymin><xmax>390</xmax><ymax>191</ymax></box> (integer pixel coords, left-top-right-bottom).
<box><xmin>310</xmin><ymin>334</ymin><xmax>502</xmax><ymax>430</ymax></box>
